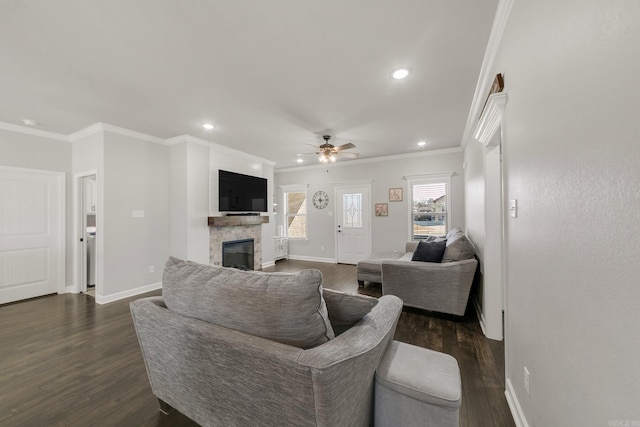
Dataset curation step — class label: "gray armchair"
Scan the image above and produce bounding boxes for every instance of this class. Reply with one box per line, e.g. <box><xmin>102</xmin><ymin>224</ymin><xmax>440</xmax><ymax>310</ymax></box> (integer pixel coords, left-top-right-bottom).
<box><xmin>131</xmin><ymin>289</ymin><xmax>402</xmax><ymax>427</ymax></box>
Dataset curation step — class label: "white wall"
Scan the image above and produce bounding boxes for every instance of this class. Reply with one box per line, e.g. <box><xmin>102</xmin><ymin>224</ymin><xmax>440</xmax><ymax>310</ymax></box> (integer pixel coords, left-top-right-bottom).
<box><xmin>0</xmin><ymin>128</ymin><xmax>73</xmax><ymax>286</ymax></box>
<box><xmin>168</xmin><ymin>142</ymin><xmax>188</xmax><ymax>259</ymax></box>
<box><xmin>101</xmin><ymin>131</ymin><xmax>170</xmax><ymax>298</ymax></box>
<box><xmin>465</xmin><ymin>141</ymin><xmax>486</xmax><ymax>263</ymax></box>
<box><xmin>493</xmin><ymin>0</ymin><xmax>640</xmax><ymax>424</ymax></box>
<box><xmin>167</xmin><ymin>140</ymin><xmax>211</xmax><ymax>265</ymax></box>
<box><xmin>261</xmin><ymin>163</ymin><xmax>276</xmax><ymax>264</ymax></box>
<box><xmin>275</xmin><ymin>149</ymin><xmax>465</xmax><ymax>260</ymax></box>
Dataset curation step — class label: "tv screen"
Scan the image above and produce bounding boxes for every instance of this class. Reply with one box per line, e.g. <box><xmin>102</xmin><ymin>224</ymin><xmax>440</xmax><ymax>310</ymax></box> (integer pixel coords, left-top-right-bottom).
<box><xmin>218</xmin><ymin>169</ymin><xmax>268</xmax><ymax>213</ymax></box>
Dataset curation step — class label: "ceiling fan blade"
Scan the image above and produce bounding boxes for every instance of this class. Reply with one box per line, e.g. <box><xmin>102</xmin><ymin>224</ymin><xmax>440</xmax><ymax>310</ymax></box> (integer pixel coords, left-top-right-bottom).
<box><xmin>335</xmin><ymin>143</ymin><xmax>356</xmax><ymax>152</ymax></box>
<box><xmin>338</xmin><ymin>152</ymin><xmax>360</xmax><ymax>158</ymax></box>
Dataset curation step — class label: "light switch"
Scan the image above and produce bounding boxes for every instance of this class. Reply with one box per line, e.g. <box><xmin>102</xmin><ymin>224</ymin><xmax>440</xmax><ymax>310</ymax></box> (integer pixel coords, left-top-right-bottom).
<box><xmin>132</xmin><ymin>210</ymin><xmax>145</xmax><ymax>218</ymax></box>
<box><xmin>509</xmin><ymin>200</ymin><xmax>517</xmax><ymax>218</ymax></box>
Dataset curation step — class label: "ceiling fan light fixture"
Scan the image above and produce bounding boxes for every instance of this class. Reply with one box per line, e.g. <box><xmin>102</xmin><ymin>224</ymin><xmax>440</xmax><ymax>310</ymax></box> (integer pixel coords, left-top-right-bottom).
<box><xmin>392</xmin><ymin>68</ymin><xmax>410</xmax><ymax>80</ymax></box>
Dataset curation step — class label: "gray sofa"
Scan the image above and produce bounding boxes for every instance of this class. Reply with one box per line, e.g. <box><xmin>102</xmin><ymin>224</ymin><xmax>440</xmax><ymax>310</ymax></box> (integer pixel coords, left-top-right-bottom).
<box><xmin>357</xmin><ymin>228</ymin><xmax>478</xmax><ymax>316</ymax></box>
<box><xmin>131</xmin><ymin>257</ymin><xmax>403</xmax><ymax>427</ymax></box>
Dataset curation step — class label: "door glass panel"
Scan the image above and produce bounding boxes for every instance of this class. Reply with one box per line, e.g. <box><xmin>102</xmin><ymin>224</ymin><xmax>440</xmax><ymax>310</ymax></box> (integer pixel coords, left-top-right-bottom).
<box><xmin>342</xmin><ymin>193</ymin><xmax>362</xmax><ymax>228</ymax></box>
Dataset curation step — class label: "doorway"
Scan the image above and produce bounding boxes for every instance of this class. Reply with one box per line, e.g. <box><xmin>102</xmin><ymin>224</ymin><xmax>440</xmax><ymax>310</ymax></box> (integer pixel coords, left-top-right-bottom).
<box><xmin>76</xmin><ymin>172</ymin><xmax>98</xmax><ymax>297</ymax></box>
<box><xmin>335</xmin><ymin>185</ymin><xmax>371</xmax><ymax>265</ymax></box>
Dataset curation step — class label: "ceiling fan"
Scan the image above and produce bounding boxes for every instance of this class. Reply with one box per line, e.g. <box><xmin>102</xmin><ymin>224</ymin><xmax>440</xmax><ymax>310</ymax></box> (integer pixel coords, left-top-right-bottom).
<box><xmin>311</xmin><ymin>135</ymin><xmax>359</xmax><ymax>163</ymax></box>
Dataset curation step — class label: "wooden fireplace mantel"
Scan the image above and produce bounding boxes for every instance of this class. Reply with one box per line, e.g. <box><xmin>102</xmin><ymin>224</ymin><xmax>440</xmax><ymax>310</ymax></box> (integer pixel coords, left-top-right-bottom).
<box><xmin>208</xmin><ymin>216</ymin><xmax>269</xmax><ymax>227</ymax></box>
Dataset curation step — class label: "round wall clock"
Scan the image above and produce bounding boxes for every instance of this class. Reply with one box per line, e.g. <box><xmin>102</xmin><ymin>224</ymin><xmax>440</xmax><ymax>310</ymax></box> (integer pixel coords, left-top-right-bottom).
<box><xmin>312</xmin><ymin>191</ymin><xmax>329</xmax><ymax>209</ymax></box>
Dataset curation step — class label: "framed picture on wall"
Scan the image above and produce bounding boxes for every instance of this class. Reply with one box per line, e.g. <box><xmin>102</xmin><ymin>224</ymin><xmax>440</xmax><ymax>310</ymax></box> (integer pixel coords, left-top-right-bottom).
<box><xmin>375</xmin><ymin>203</ymin><xmax>388</xmax><ymax>217</ymax></box>
<box><xmin>389</xmin><ymin>188</ymin><xmax>403</xmax><ymax>202</ymax></box>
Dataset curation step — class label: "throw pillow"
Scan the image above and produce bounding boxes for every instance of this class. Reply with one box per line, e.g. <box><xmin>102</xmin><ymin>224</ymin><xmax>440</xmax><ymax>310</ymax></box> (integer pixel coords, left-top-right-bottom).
<box><xmin>441</xmin><ymin>234</ymin><xmax>476</xmax><ymax>263</ymax></box>
<box><xmin>322</xmin><ymin>288</ymin><xmax>378</xmax><ymax>335</ymax></box>
<box><xmin>411</xmin><ymin>239</ymin><xmax>447</xmax><ymax>263</ymax></box>
<box><xmin>162</xmin><ymin>257</ymin><xmax>335</xmax><ymax>349</ymax></box>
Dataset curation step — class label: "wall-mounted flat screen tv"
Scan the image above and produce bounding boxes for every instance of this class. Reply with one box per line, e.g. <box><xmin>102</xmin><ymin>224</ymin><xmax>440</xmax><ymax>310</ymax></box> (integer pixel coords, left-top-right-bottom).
<box><xmin>218</xmin><ymin>169</ymin><xmax>268</xmax><ymax>213</ymax></box>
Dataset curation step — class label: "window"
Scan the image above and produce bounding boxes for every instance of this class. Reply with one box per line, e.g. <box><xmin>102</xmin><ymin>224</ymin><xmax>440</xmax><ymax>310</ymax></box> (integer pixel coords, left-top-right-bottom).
<box><xmin>341</xmin><ymin>193</ymin><xmax>363</xmax><ymax>228</ymax></box>
<box><xmin>405</xmin><ymin>173</ymin><xmax>452</xmax><ymax>240</ymax></box>
<box><xmin>281</xmin><ymin>184</ymin><xmax>308</xmax><ymax>239</ymax></box>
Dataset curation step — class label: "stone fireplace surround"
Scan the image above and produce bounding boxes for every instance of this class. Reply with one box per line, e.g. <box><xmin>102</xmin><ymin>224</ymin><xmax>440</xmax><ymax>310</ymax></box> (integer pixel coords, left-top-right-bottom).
<box><xmin>208</xmin><ymin>216</ymin><xmax>268</xmax><ymax>270</ymax></box>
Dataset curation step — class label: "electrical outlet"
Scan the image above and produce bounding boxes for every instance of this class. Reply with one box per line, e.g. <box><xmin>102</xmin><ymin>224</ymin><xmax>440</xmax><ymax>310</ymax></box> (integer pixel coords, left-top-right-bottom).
<box><xmin>149</xmin><ymin>265</ymin><xmax>155</xmax><ymax>273</ymax></box>
<box><xmin>524</xmin><ymin>366</ymin><xmax>531</xmax><ymax>395</ymax></box>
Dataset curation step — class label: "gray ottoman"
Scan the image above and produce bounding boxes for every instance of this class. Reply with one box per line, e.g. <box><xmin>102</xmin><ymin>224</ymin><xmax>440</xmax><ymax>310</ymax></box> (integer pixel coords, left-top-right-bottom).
<box><xmin>357</xmin><ymin>251</ymin><xmax>403</xmax><ymax>285</ymax></box>
<box><xmin>375</xmin><ymin>341</ymin><xmax>461</xmax><ymax>427</ymax></box>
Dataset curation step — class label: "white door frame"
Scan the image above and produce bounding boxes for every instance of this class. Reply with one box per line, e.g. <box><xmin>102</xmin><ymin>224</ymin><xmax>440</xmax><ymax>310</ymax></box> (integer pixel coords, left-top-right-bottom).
<box><xmin>334</xmin><ymin>182</ymin><xmax>372</xmax><ymax>264</ymax></box>
<box><xmin>0</xmin><ymin>165</ymin><xmax>66</xmax><ymax>299</ymax></box>
<box><xmin>73</xmin><ymin>170</ymin><xmax>98</xmax><ymax>294</ymax></box>
<box><xmin>482</xmin><ymin>143</ymin><xmax>504</xmax><ymax>340</ymax></box>
<box><xmin>473</xmin><ymin>91</ymin><xmax>508</xmax><ymax>345</ymax></box>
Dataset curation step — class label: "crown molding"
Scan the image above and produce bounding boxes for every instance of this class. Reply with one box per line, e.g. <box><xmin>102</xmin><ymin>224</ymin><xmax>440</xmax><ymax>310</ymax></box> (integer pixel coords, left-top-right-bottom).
<box><xmin>275</xmin><ymin>147</ymin><xmax>462</xmax><ymax>173</ymax></box>
<box><xmin>461</xmin><ymin>0</ymin><xmax>514</xmax><ymax>148</ymax></box>
<box><xmin>100</xmin><ymin>123</ymin><xmax>166</xmax><ymax>145</ymax></box>
<box><xmin>0</xmin><ymin>121</ymin><xmax>69</xmax><ymax>142</ymax></box>
<box><xmin>67</xmin><ymin>122</ymin><xmax>166</xmax><ymax>145</ymax></box>
<box><xmin>167</xmin><ymin>134</ymin><xmax>275</xmax><ymax>167</ymax></box>
<box><xmin>67</xmin><ymin>123</ymin><xmax>104</xmax><ymax>141</ymax></box>
<box><xmin>474</xmin><ymin>92</ymin><xmax>508</xmax><ymax>146</ymax></box>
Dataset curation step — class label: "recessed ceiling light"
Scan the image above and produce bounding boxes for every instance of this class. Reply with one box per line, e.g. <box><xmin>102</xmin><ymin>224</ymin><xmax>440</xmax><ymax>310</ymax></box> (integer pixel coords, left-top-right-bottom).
<box><xmin>296</xmin><ymin>158</ymin><xmax>304</xmax><ymax>163</ymax></box>
<box><xmin>417</xmin><ymin>141</ymin><xmax>427</xmax><ymax>147</ymax></box>
<box><xmin>392</xmin><ymin>68</ymin><xmax>410</xmax><ymax>80</ymax></box>
<box><xmin>22</xmin><ymin>119</ymin><xmax>37</xmax><ymax>126</ymax></box>
<box><xmin>202</xmin><ymin>123</ymin><xmax>215</xmax><ymax>130</ymax></box>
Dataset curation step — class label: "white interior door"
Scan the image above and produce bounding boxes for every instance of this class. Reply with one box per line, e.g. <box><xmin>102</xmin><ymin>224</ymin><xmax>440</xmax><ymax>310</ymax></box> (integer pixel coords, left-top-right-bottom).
<box><xmin>335</xmin><ymin>185</ymin><xmax>371</xmax><ymax>264</ymax></box>
<box><xmin>0</xmin><ymin>167</ymin><xmax>65</xmax><ymax>304</ymax></box>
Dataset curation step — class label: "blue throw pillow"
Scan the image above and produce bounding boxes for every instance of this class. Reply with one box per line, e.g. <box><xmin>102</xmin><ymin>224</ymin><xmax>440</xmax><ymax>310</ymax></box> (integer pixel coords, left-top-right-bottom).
<box><xmin>411</xmin><ymin>239</ymin><xmax>447</xmax><ymax>263</ymax></box>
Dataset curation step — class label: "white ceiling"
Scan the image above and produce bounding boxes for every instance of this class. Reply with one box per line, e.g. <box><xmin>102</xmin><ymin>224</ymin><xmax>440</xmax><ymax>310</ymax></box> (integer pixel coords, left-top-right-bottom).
<box><xmin>0</xmin><ymin>1</ymin><xmax>497</xmax><ymax>168</ymax></box>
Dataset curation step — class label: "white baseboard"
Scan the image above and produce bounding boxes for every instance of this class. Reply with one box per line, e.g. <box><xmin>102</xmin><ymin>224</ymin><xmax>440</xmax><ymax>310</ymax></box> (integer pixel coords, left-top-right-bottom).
<box><xmin>472</xmin><ymin>295</ymin><xmax>488</xmax><ymax>336</ymax></box>
<box><xmin>65</xmin><ymin>285</ymin><xmax>79</xmax><ymax>294</ymax></box>
<box><xmin>261</xmin><ymin>260</ymin><xmax>276</xmax><ymax>268</ymax></box>
<box><xmin>95</xmin><ymin>282</ymin><xmax>162</xmax><ymax>305</ymax></box>
<box><xmin>287</xmin><ymin>255</ymin><xmax>337</xmax><ymax>264</ymax></box>
<box><xmin>505</xmin><ymin>378</ymin><xmax>530</xmax><ymax>427</ymax></box>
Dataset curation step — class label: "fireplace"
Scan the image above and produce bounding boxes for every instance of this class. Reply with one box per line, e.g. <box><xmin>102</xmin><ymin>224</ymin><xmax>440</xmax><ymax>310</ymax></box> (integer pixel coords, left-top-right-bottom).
<box><xmin>222</xmin><ymin>239</ymin><xmax>254</xmax><ymax>270</ymax></box>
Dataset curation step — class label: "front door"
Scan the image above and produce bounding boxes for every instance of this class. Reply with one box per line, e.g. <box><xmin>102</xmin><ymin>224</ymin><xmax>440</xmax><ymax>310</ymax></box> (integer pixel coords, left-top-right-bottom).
<box><xmin>335</xmin><ymin>185</ymin><xmax>371</xmax><ymax>264</ymax></box>
<box><xmin>0</xmin><ymin>167</ymin><xmax>65</xmax><ymax>304</ymax></box>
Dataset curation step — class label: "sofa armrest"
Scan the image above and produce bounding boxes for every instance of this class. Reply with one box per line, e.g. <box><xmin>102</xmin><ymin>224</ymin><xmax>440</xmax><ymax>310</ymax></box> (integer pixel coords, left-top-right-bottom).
<box><xmin>381</xmin><ymin>258</ymin><xmax>477</xmax><ymax>316</ymax></box>
<box><xmin>297</xmin><ymin>295</ymin><xmax>403</xmax><ymax>427</ymax></box>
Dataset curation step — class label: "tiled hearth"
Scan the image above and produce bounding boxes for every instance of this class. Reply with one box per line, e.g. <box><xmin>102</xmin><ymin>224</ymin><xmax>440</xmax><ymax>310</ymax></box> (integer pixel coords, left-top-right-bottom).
<box><xmin>208</xmin><ymin>216</ymin><xmax>268</xmax><ymax>270</ymax></box>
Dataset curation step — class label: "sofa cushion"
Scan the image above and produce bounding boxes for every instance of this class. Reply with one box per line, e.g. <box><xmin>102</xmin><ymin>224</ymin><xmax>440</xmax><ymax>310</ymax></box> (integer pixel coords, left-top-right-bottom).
<box><xmin>323</xmin><ymin>289</ymin><xmax>378</xmax><ymax>335</ymax></box>
<box><xmin>162</xmin><ymin>257</ymin><xmax>335</xmax><ymax>349</ymax></box>
<box><xmin>446</xmin><ymin>227</ymin><xmax>464</xmax><ymax>241</ymax></box>
<box><xmin>441</xmin><ymin>234</ymin><xmax>475</xmax><ymax>263</ymax></box>
<box><xmin>357</xmin><ymin>252</ymin><xmax>404</xmax><ymax>274</ymax></box>
<box><xmin>411</xmin><ymin>240</ymin><xmax>447</xmax><ymax>263</ymax></box>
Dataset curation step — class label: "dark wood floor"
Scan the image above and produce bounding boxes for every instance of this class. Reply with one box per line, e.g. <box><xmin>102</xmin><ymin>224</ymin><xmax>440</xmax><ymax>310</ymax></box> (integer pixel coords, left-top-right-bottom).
<box><xmin>0</xmin><ymin>260</ymin><xmax>514</xmax><ymax>427</ymax></box>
